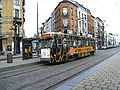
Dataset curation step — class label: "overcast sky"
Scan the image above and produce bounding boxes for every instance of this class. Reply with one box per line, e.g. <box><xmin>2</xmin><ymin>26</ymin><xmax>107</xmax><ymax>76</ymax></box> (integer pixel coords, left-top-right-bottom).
<box><xmin>24</xmin><ymin>0</ymin><xmax>120</xmax><ymax>37</ymax></box>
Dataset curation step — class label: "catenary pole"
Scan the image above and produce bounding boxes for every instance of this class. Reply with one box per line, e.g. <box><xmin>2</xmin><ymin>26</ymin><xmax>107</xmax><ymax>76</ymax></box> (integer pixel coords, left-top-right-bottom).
<box><xmin>37</xmin><ymin>2</ymin><xmax>39</xmax><ymax>57</ymax></box>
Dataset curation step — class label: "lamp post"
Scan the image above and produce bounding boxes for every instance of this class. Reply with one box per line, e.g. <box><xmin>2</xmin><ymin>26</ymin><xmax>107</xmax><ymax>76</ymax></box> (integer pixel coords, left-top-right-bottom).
<box><xmin>36</xmin><ymin>2</ymin><xmax>39</xmax><ymax>57</ymax></box>
<box><xmin>10</xmin><ymin>24</ymin><xmax>17</xmax><ymax>55</ymax></box>
<box><xmin>11</xmin><ymin>17</ymin><xmax>22</xmax><ymax>55</ymax></box>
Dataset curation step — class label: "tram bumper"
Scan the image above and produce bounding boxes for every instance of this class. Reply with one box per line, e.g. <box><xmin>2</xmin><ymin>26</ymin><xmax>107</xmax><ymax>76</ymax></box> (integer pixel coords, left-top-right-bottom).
<box><xmin>40</xmin><ymin>58</ymin><xmax>51</xmax><ymax>62</ymax></box>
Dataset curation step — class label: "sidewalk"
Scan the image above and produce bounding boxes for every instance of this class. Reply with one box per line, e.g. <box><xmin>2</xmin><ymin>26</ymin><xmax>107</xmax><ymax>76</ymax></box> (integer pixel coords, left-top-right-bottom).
<box><xmin>0</xmin><ymin>55</ymin><xmax>40</xmax><ymax>72</ymax></box>
<box><xmin>56</xmin><ymin>52</ymin><xmax>120</xmax><ymax>90</ymax></box>
<box><xmin>0</xmin><ymin>54</ymin><xmax>22</xmax><ymax>61</ymax></box>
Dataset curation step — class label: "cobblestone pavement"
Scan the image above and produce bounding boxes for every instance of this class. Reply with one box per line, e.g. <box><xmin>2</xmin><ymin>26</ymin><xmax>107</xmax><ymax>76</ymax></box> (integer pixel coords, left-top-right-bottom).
<box><xmin>0</xmin><ymin>48</ymin><xmax>120</xmax><ymax>90</ymax></box>
<box><xmin>72</xmin><ymin>52</ymin><xmax>120</xmax><ymax>90</ymax></box>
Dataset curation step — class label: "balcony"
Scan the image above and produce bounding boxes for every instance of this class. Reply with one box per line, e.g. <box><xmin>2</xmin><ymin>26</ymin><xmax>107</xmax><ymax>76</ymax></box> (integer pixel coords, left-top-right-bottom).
<box><xmin>23</xmin><ymin>7</ymin><xmax>25</xmax><ymax>13</ymax></box>
<box><xmin>23</xmin><ymin>0</ymin><xmax>25</xmax><ymax>6</ymax></box>
<box><xmin>63</xmin><ymin>24</ymin><xmax>70</xmax><ymax>28</ymax></box>
<box><xmin>62</xmin><ymin>13</ymin><xmax>68</xmax><ymax>17</ymax></box>
<box><xmin>13</xmin><ymin>17</ymin><xmax>22</xmax><ymax>25</ymax></box>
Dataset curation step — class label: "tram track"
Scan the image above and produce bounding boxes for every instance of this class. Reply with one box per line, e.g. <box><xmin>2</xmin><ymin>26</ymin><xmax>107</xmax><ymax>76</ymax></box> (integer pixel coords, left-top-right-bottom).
<box><xmin>0</xmin><ymin>64</ymin><xmax>49</xmax><ymax>79</ymax></box>
<box><xmin>15</xmin><ymin>50</ymin><xmax>119</xmax><ymax>90</ymax></box>
<box><xmin>39</xmin><ymin>51</ymin><xmax>119</xmax><ymax>90</ymax></box>
<box><xmin>0</xmin><ymin>48</ymin><xmax>119</xmax><ymax>90</ymax></box>
<box><xmin>0</xmin><ymin>52</ymin><xmax>104</xmax><ymax>80</ymax></box>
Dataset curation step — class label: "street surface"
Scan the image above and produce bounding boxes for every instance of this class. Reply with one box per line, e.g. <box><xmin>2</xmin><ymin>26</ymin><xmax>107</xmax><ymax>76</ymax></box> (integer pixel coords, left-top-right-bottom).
<box><xmin>0</xmin><ymin>47</ymin><xmax>120</xmax><ymax>90</ymax></box>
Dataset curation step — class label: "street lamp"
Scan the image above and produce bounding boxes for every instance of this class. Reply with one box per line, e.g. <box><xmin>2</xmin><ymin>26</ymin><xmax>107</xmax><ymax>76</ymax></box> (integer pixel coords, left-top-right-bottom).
<box><xmin>10</xmin><ymin>25</ymin><xmax>17</xmax><ymax>55</ymax></box>
<box><xmin>11</xmin><ymin>17</ymin><xmax>22</xmax><ymax>55</ymax></box>
<box><xmin>36</xmin><ymin>2</ymin><xmax>39</xmax><ymax>57</ymax></box>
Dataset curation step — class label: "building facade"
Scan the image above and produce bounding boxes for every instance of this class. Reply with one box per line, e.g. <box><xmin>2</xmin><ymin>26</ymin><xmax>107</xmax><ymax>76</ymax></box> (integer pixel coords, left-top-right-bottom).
<box><xmin>51</xmin><ymin>0</ymin><xmax>78</xmax><ymax>34</ymax></box>
<box><xmin>41</xmin><ymin>0</ymin><xmax>107</xmax><ymax>50</ymax></box>
<box><xmin>114</xmin><ymin>34</ymin><xmax>120</xmax><ymax>46</ymax></box>
<box><xmin>94</xmin><ymin>17</ymin><xmax>104</xmax><ymax>49</ymax></box>
<box><xmin>42</xmin><ymin>17</ymin><xmax>51</xmax><ymax>34</ymax></box>
<box><xmin>0</xmin><ymin>0</ymin><xmax>25</xmax><ymax>54</ymax></box>
<box><xmin>43</xmin><ymin>0</ymin><xmax>95</xmax><ymax>37</ymax></box>
<box><xmin>77</xmin><ymin>3</ymin><xmax>88</xmax><ymax>36</ymax></box>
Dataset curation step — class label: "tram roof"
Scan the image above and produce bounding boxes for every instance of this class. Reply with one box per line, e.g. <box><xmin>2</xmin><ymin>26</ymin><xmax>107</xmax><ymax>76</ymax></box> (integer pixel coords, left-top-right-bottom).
<box><xmin>22</xmin><ymin>37</ymin><xmax>41</xmax><ymax>41</ymax></box>
<box><xmin>41</xmin><ymin>33</ymin><xmax>95</xmax><ymax>40</ymax></box>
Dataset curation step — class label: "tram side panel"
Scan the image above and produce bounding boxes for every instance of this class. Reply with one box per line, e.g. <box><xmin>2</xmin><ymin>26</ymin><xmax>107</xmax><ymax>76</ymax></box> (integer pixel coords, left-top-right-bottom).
<box><xmin>40</xmin><ymin>35</ymin><xmax>96</xmax><ymax>64</ymax></box>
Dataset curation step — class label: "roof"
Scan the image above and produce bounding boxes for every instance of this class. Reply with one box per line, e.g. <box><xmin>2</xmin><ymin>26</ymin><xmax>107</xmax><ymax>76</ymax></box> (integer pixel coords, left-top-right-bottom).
<box><xmin>53</xmin><ymin>0</ymin><xmax>78</xmax><ymax>11</ymax></box>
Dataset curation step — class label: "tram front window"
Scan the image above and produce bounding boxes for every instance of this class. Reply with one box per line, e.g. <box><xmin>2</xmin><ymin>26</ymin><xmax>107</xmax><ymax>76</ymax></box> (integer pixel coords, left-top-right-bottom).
<box><xmin>41</xmin><ymin>39</ymin><xmax>53</xmax><ymax>48</ymax></box>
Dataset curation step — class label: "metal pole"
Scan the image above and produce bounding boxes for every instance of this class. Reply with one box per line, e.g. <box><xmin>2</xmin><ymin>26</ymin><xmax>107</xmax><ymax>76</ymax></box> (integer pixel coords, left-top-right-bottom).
<box><xmin>36</xmin><ymin>2</ymin><xmax>39</xmax><ymax>57</ymax></box>
<box><xmin>14</xmin><ymin>24</ymin><xmax>17</xmax><ymax>55</ymax></box>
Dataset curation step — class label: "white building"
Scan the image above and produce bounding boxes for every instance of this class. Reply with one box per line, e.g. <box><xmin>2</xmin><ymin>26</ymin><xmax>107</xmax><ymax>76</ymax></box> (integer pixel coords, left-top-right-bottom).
<box><xmin>42</xmin><ymin>17</ymin><xmax>52</xmax><ymax>34</ymax></box>
<box><xmin>107</xmin><ymin>33</ymin><xmax>114</xmax><ymax>47</ymax></box>
<box><xmin>77</xmin><ymin>5</ymin><xmax>87</xmax><ymax>37</ymax></box>
<box><xmin>114</xmin><ymin>33</ymin><xmax>120</xmax><ymax>46</ymax></box>
<box><xmin>68</xmin><ymin>0</ymin><xmax>88</xmax><ymax>36</ymax></box>
<box><xmin>94</xmin><ymin>17</ymin><xmax>104</xmax><ymax>49</ymax></box>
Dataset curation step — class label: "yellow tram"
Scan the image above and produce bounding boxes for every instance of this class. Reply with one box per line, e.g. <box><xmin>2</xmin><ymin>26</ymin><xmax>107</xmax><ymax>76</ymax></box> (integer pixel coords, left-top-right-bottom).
<box><xmin>40</xmin><ymin>33</ymin><xmax>96</xmax><ymax>64</ymax></box>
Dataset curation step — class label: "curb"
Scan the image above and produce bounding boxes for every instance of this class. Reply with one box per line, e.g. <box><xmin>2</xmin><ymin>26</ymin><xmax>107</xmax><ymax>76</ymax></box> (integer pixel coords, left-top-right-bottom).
<box><xmin>0</xmin><ymin>56</ymin><xmax>22</xmax><ymax>61</ymax></box>
<box><xmin>0</xmin><ymin>61</ymin><xmax>41</xmax><ymax>72</ymax></box>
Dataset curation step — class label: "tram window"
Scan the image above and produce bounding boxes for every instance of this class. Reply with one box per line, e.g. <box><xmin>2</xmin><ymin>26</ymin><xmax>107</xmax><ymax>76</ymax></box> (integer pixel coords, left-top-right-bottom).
<box><xmin>73</xmin><ymin>40</ymin><xmax>76</xmax><ymax>47</ymax></box>
<box><xmin>82</xmin><ymin>40</ymin><xmax>85</xmax><ymax>47</ymax></box>
<box><xmin>90</xmin><ymin>40</ymin><xmax>92</xmax><ymax>46</ymax></box>
<box><xmin>91</xmin><ymin>40</ymin><xmax>93</xmax><ymax>46</ymax></box>
<box><xmin>83</xmin><ymin>40</ymin><xmax>85</xmax><ymax>47</ymax></box>
<box><xmin>84</xmin><ymin>40</ymin><xmax>86</xmax><ymax>47</ymax></box>
<box><xmin>88</xmin><ymin>40</ymin><xmax>91</xmax><ymax>46</ymax></box>
<box><xmin>78</xmin><ymin>40</ymin><xmax>82</xmax><ymax>47</ymax></box>
<box><xmin>86</xmin><ymin>40</ymin><xmax>88</xmax><ymax>46</ymax></box>
<box><xmin>68</xmin><ymin>39</ymin><xmax>72</xmax><ymax>47</ymax></box>
<box><xmin>88</xmin><ymin>40</ymin><xmax>90</xmax><ymax>46</ymax></box>
<box><xmin>52</xmin><ymin>41</ymin><xmax>56</xmax><ymax>47</ymax></box>
<box><xmin>85</xmin><ymin>40</ymin><xmax>88</xmax><ymax>47</ymax></box>
<box><xmin>73</xmin><ymin>40</ymin><xmax>78</xmax><ymax>47</ymax></box>
<box><xmin>73</xmin><ymin>41</ymin><xmax>75</xmax><ymax>47</ymax></box>
<box><xmin>57</xmin><ymin>38</ymin><xmax>62</xmax><ymax>46</ymax></box>
<box><xmin>63</xmin><ymin>38</ymin><xmax>67</xmax><ymax>47</ymax></box>
<box><xmin>92</xmin><ymin>40</ymin><xmax>95</xmax><ymax>46</ymax></box>
<box><xmin>76</xmin><ymin>40</ymin><xmax>78</xmax><ymax>47</ymax></box>
<box><xmin>80</xmin><ymin>40</ymin><xmax>82</xmax><ymax>47</ymax></box>
<box><xmin>41</xmin><ymin>39</ymin><xmax>52</xmax><ymax>48</ymax></box>
<box><xmin>70</xmin><ymin>39</ymin><xmax>72</xmax><ymax>47</ymax></box>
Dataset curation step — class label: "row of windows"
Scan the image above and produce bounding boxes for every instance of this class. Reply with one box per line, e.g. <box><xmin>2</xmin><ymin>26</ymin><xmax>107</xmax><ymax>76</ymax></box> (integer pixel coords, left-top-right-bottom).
<box><xmin>0</xmin><ymin>8</ymin><xmax>19</xmax><ymax>18</ymax></box>
<box><xmin>78</xmin><ymin>12</ymin><xmax>87</xmax><ymax>20</ymax></box>
<box><xmin>63</xmin><ymin>7</ymin><xmax>77</xmax><ymax>16</ymax></box>
<box><xmin>56</xmin><ymin>38</ymin><xmax>95</xmax><ymax>48</ymax></box>
<box><xmin>0</xmin><ymin>0</ymin><xmax>20</xmax><ymax>5</ymax></box>
<box><xmin>78</xmin><ymin>20</ymin><xmax>87</xmax><ymax>30</ymax></box>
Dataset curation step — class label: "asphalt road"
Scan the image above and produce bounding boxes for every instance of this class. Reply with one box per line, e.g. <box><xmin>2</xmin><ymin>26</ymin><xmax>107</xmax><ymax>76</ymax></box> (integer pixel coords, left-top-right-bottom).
<box><xmin>0</xmin><ymin>47</ymin><xmax>120</xmax><ymax>90</ymax></box>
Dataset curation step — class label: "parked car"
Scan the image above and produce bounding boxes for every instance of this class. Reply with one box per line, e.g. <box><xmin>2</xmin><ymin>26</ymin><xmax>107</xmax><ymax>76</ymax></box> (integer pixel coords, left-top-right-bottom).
<box><xmin>101</xmin><ymin>46</ymin><xmax>107</xmax><ymax>50</ymax></box>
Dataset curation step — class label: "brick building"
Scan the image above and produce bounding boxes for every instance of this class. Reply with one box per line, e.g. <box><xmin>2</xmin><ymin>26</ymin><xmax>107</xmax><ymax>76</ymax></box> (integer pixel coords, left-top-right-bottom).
<box><xmin>0</xmin><ymin>0</ymin><xmax>25</xmax><ymax>54</ymax></box>
<box><xmin>51</xmin><ymin>0</ymin><xmax>78</xmax><ymax>34</ymax></box>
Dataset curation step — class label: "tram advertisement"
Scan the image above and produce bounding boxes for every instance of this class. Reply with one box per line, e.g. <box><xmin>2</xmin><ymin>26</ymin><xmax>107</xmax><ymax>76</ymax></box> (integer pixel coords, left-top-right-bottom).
<box><xmin>22</xmin><ymin>39</ymin><xmax>32</xmax><ymax>60</ymax></box>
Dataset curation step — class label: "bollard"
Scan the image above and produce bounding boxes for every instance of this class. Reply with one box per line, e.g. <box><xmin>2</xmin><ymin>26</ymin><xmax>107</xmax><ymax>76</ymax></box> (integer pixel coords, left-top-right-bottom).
<box><xmin>7</xmin><ymin>53</ymin><xmax>13</xmax><ymax>63</ymax></box>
